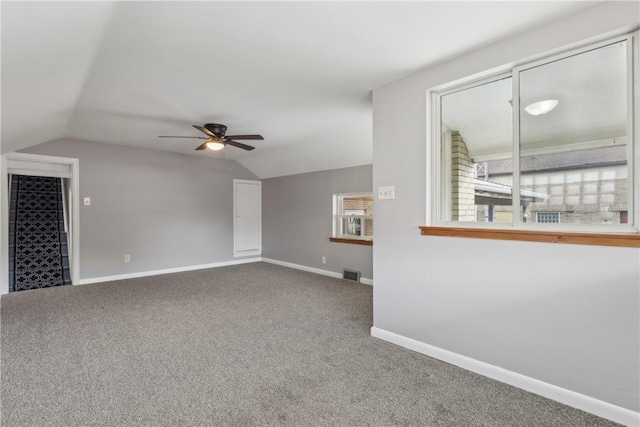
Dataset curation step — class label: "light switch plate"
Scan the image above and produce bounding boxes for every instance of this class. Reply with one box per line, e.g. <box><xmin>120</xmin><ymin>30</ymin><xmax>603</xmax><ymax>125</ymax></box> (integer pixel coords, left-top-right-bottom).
<box><xmin>378</xmin><ymin>186</ymin><xmax>395</xmax><ymax>200</ymax></box>
<box><xmin>83</xmin><ymin>197</ymin><xmax>91</xmax><ymax>206</ymax></box>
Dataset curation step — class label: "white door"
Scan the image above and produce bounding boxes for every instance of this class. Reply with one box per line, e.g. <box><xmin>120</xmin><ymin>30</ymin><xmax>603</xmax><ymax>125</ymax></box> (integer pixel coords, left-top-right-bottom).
<box><xmin>234</xmin><ymin>180</ymin><xmax>261</xmax><ymax>257</ymax></box>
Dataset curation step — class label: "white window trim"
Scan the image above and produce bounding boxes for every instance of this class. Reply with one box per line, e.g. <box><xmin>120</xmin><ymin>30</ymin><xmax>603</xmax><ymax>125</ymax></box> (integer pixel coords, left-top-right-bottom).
<box><xmin>427</xmin><ymin>31</ymin><xmax>639</xmax><ymax>234</ymax></box>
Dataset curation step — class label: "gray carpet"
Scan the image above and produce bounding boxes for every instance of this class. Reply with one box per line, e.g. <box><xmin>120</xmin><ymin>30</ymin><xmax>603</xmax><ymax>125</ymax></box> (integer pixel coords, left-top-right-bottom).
<box><xmin>1</xmin><ymin>262</ymin><xmax>617</xmax><ymax>426</ymax></box>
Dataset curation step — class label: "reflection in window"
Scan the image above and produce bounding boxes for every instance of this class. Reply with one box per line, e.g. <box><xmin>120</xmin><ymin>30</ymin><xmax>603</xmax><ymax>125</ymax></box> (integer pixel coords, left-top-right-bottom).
<box><xmin>519</xmin><ymin>41</ymin><xmax>628</xmax><ymax>225</ymax></box>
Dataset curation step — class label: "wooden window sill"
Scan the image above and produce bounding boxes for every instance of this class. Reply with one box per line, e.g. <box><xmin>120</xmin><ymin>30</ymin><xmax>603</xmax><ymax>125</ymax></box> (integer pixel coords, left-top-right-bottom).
<box><xmin>419</xmin><ymin>226</ymin><xmax>640</xmax><ymax>248</ymax></box>
<box><xmin>329</xmin><ymin>237</ymin><xmax>373</xmax><ymax>246</ymax></box>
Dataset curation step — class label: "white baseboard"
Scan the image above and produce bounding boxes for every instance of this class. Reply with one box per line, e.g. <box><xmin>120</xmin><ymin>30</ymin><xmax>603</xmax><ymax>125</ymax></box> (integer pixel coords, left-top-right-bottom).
<box><xmin>261</xmin><ymin>257</ymin><xmax>373</xmax><ymax>285</ymax></box>
<box><xmin>233</xmin><ymin>250</ymin><xmax>262</xmax><ymax>258</ymax></box>
<box><xmin>359</xmin><ymin>277</ymin><xmax>373</xmax><ymax>286</ymax></box>
<box><xmin>78</xmin><ymin>257</ymin><xmax>262</xmax><ymax>285</ymax></box>
<box><xmin>371</xmin><ymin>327</ymin><xmax>639</xmax><ymax>427</ymax></box>
<box><xmin>261</xmin><ymin>258</ymin><xmax>342</xmax><ymax>278</ymax></box>
<box><xmin>78</xmin><ymin>257</ymin><xmax>373</xmax><ymax>287</ymax></box>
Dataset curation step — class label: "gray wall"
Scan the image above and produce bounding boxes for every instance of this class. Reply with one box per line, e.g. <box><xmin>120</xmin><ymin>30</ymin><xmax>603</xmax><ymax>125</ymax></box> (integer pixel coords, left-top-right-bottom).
<box><xmin>21</xmin><ymin>138</ymin><xmax>259</xmax><ymax>279</ymax></box>
<box><xmin>262</xmin><ymin>165</ymin><xmax>373</xmax><ymax>279</ymax></box>
<box><xmin>372</xmin><ymin>2</ymin><xmax>639</xmax><ymax>412</ymax></box>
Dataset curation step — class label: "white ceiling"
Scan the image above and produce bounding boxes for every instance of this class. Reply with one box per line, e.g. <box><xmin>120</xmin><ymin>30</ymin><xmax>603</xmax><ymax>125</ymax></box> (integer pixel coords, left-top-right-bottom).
<box><xmin>2</xmin><ymin>1</ymin><xmax>601</xmax><ymax>178</ymax></box>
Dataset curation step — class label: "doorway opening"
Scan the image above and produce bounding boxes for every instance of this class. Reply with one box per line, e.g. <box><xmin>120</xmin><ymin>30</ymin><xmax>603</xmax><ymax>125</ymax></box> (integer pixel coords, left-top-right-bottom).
<box><xmin>2</xmin><ymin>153</ymin><xmax>80</xmax><ymax>294</ymax></box>
<box><xmin>9</xmin><ymin>175</ymin><xmax>71</xmax><ymax>291</ymax></box>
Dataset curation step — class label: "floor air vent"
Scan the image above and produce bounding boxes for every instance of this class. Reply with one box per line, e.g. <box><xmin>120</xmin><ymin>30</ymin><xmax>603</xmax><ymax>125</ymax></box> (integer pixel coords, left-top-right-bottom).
<box><xmin>343</xmin><ymin>269</ymin><xmax>361</xmax><ymax>282</ymax></box>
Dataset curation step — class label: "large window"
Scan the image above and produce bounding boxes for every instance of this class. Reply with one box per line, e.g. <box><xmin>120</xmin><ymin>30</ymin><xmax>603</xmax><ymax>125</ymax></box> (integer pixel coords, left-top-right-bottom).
<box><xmin>432</xmin><ymin>34</ymin><xmax>636</xmax><ymax>232</ymax></box>
<box><xmin>333</xmin><ymin>193</ymin><xmax>373</xmax><ymax>239</ymax></box>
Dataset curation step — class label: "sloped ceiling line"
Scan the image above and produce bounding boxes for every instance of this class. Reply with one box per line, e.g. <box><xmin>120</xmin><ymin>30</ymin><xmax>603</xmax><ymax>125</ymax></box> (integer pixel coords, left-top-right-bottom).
<box><xmin>2</xmin><ymin>1</ymin><xmax>603</xmax><ymax>178</ymax></box>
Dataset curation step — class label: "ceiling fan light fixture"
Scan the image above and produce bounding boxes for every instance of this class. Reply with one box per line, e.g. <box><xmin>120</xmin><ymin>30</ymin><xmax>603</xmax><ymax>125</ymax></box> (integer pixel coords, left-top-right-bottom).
<box><xmin>524</xmin><ymin>99</ymin><xmax>559</xmax><ymax>116</ymax></box>
<box><xmin>206</xmin><ymin>139</ymin><xmax>225</xmax><ymax>151</ymax></box>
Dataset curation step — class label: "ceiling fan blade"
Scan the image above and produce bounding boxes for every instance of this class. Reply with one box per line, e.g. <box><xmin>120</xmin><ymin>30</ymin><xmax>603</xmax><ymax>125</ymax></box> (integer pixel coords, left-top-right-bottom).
<box><xmin>225</xmin><ymin>134</ymin><xmax>264</xmax><ymax>140</ymax></box>
<box><xmin>195</xmin><ymin>142</ymin><xmax>208</xmax><ymax>151</ymax></box>
<box><xmin>225</xmin><ymin>140</ymin><xmax>255</xmax><ymax>151</ymax></box>
<box><xmin>193</xmin><ymin>125</ymin><xmax>215</xmax><ymax>137</ymax></box>
<box><xmin>158</xmin><ymin>136</ymin><xmax>207</xmax><ymax>139</ymax></box>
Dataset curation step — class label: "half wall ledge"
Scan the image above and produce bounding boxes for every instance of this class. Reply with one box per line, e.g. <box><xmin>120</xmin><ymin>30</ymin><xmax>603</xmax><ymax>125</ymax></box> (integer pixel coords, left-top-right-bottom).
<box><xmin>419</xmin><ymin>226</ymin><xmax>640</xmax><ymax>248</ymax></box>
<box><xmin>329</xmin><ymin>237</ymin><xmax>373</xmax><ymax>246</ymax></box>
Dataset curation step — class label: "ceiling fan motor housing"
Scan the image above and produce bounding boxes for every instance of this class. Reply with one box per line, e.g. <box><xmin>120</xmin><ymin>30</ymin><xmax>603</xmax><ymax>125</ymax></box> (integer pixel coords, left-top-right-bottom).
<box><xmin>160</xmin><ymin>123</ymin><xmax>260</xmax><ymax>151</ymax></box>
<box><xmin>204</xmin><ymin>123</ymin><xmax>227</xmax><ymax>136</ymax></box>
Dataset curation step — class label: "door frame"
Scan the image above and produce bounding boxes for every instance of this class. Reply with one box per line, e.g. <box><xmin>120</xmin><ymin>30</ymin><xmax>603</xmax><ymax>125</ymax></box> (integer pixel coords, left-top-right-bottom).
<box><xmin>1</xmin><ymin>153</ymin><xmax>80</xmax><ymax>294</ymax></box>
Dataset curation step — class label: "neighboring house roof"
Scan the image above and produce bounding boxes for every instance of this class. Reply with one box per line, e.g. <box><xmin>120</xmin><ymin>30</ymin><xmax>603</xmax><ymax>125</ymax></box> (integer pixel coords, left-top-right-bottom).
<box><xmin>485</xmin><ymin>145</ymin><xmax>627</xmax><ymax>176</ymax></box>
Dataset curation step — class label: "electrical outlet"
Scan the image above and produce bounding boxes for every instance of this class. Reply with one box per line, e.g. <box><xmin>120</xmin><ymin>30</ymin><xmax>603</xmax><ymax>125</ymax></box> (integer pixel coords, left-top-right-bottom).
<box><xmin>378</xmin><ymin>186</ymin><xmax>395</xmax><ymax>200</ymax></box>
<box><xmin>322</xmin><ymin>256</ymin><xmax>326</xmax><ymax>264</ymax></box>
<box><xmin>124</xmin><ymin>254</ymin><xmax>131</xmax><ymax>263</ymax></box>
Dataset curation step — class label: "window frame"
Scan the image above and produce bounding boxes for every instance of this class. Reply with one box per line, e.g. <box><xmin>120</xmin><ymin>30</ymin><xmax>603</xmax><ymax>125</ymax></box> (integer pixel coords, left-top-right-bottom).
<box><xmin>333</xmin><ymin>192</ymin><xmax>373</xmax><ymax>241</ymax></box>
<box><xmin>427</xmin><ymin>31</ymin><xmax>639</xmax><ymax>234</ymax></box>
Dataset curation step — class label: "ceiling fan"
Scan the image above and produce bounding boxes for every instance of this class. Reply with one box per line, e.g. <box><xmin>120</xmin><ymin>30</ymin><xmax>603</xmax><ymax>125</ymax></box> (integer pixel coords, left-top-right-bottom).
<box><xmin>159</xmin><ymin>123</ymin><xmax>263</xmax><ymax>151</ymax></box>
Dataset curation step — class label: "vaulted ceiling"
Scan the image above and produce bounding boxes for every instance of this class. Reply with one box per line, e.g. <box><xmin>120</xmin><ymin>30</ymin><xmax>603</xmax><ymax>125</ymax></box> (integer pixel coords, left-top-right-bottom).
<box><xmin>1</xmin><ymin>1</ymin><xmax>600</xmax><ymax>178</ymax></box>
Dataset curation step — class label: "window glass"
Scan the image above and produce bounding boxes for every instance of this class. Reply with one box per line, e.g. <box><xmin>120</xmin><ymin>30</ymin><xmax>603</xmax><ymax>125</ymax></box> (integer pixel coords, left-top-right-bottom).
<box><xmin>519</xmin><ymin>41</ymin><xmax>628</xmax><ymax>225</ymax></box>
<box><xmin>440</xmin><ymin>77</ymin><xmax>513</xmax><ymax>222</ymax></box>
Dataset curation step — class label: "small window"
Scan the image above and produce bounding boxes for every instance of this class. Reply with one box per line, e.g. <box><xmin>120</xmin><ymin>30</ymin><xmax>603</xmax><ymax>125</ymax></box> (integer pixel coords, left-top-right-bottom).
<box><xmin>333</xmin><ymin>194</ymin><xmax>373</xmax><ymax>239</ymax></box>
<box><xmin>535</xmin><ymin>212</ymin><xmax>560</xmax><ymax>224</ymax></box>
